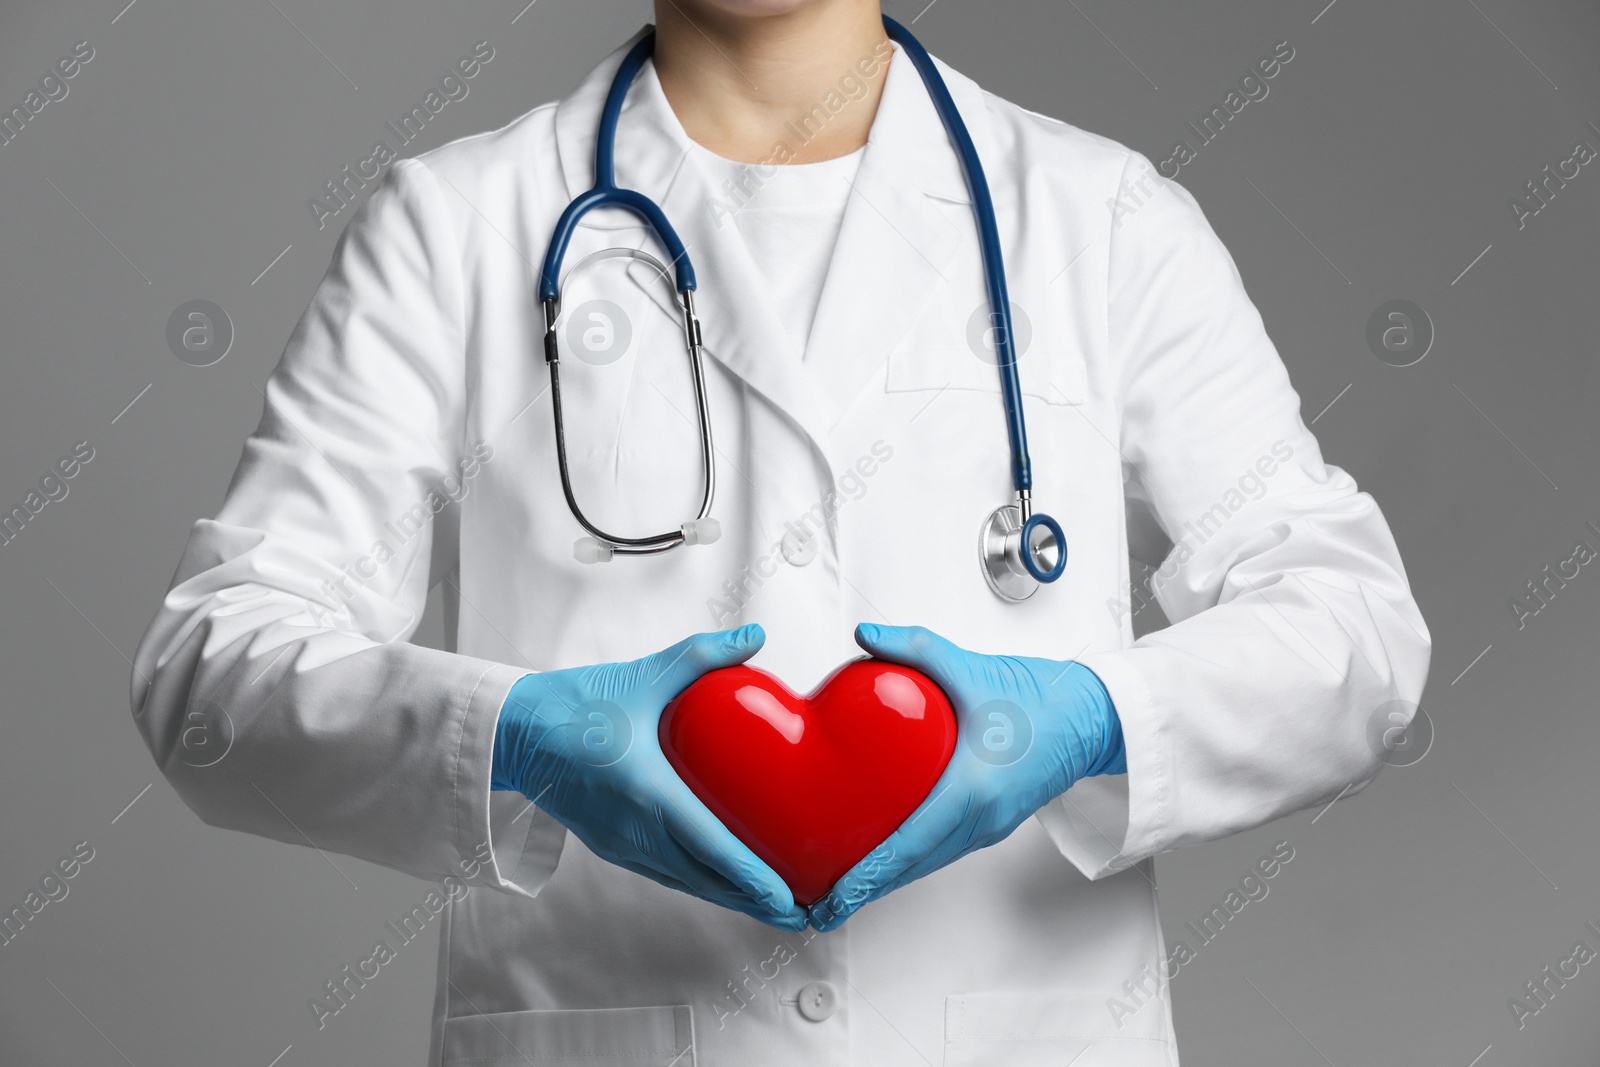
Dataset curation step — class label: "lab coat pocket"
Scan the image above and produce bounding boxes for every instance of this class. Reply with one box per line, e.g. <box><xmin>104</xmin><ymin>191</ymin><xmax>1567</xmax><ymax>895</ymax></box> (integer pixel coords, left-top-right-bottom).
<box><xmin>944</xmin><ymin>992</ymin><xmax>1171</xmax><ymax>1067</ymax></box>
<box><xmin>884</xmin><ymin>307</ymin><xmax>1087</xmax><ymax>406</ymax></box>
<box><xmin>440</xmin><ymin>1004</ymin><xmax>695</xmax><ymax>1066</ymax></box>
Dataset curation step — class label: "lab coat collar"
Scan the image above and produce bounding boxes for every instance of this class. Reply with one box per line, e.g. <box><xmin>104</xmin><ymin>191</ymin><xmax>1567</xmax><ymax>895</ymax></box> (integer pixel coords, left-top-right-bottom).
<box><xmin>552</xmin><ymin>27</ymin><xmax>677</xmax><ymax>211</ymax></box>
<box><xmin>549</xmin><ymin>26</ymin><xmax>987</xmax><ymax>223</ymax></box>
<box><xmin>550</xmin><ymin>27</ymin><xmax>997</xmax><ymax>468</ymax></box>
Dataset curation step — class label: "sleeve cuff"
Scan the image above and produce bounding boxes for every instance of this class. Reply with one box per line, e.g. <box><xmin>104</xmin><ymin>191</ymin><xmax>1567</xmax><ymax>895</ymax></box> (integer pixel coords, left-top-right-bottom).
<box><xmin>453</xmin><ymin>662</ymin><xmax>568</xmax><ymax>898</ymax></box>
<box><xmin>1034</xmin><ymin>648</ymin><xmax>1171</xmax><ymax>880</ymax></box>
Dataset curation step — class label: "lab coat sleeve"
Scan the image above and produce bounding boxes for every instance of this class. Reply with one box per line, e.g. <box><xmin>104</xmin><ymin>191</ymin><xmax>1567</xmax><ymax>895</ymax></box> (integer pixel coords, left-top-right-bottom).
<box><xmin>129</xmin><ymin>159</ymin><xmax>565</xmax><ymax>898</ymax></box>
<box><xmin>1035</xmin><ymin>152</ymin><xmax>1432</xmax><ymax>879</ymax></box>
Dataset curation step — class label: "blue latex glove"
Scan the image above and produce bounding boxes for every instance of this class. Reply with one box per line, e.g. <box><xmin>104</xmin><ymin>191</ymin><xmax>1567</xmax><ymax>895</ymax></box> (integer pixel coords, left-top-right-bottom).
<box><xmin>810</xmin><ymin>624</ymin><xmax>1126</xmax><ymax>931</ymax></box>
<box><xmin>491</xmin><ymin>624</ymin><xmax>806</xmax><ymax>930</ymax></box>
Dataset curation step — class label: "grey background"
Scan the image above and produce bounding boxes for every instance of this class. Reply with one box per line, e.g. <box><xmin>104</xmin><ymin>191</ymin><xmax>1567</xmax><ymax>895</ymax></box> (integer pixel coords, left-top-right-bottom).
<box><xmin>1</xmin><ymin>0</ymin><xmax>1596</xmax><ymax>1063</ymax></box>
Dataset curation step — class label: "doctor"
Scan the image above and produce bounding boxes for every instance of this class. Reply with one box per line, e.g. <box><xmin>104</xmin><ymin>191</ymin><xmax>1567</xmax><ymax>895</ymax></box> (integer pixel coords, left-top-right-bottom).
<box><xmin>132</xmin><ymin>0</ymin><xmax>1430</xmax><ymax>1063</ymax></box>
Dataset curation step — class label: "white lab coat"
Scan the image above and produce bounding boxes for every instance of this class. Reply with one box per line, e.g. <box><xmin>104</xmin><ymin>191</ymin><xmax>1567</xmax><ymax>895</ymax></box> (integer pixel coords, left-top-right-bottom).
<box><xmin>131</xmin><ymin>28</ymin><xmax>1430</xmax><ymax>1067</ymax></box>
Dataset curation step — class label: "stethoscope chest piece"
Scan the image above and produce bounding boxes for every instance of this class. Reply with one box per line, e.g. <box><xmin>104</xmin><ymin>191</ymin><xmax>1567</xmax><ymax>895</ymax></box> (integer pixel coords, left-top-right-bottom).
<box><xmin>980</xmin><ymin>503</ymin><xmax>1066</xmax><ymax>602</ymax></box>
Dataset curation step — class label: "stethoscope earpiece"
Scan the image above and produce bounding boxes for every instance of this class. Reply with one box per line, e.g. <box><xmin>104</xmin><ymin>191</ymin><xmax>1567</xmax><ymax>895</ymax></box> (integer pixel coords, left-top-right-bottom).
<box><xmin>574</xmin><ymin>537</ymin><xmax>615</xmax><ymax>564</ymax></box>
<box><xmin>679</xmin><ymin>517</ymin><xmax>721</xmax><ymax>546</ymax></box>
<box><xmin>574</xmin><ymin>517</ymin><xmax>720</xmax><ymax>565</ymax></box>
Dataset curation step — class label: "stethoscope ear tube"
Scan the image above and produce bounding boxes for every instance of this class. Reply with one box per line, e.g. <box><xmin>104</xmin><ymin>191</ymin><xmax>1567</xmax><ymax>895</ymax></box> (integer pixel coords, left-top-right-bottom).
<box><xmin>544</xmin><ymin>286</ymin><xmax>718</xmax><ymax>561</ymax></box>
<box><xmin>538</xmin><ymin>34</ymin><xmax>698</xmax><ymax>304</ymax></box>
<box><xmin>540</xmin><ymin>18</ymin><xmax>1068</xmax><ymax>596</ymax></box>
<box><xmin>537</xmin><ymin>32</ymin><xmax>716</xmax><ymax>565</ymax></box>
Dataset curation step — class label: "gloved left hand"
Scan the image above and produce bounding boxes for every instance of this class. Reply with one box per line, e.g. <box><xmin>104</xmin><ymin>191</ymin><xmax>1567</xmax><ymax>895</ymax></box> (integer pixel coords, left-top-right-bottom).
<box><xmin>809</xmin><ymin>624</ymin><xmax>1126</xmax><ymax>931</ymax></box>
<box><xmin>491</xmin><ymin>626</ymin><xmax>807</xmax><ymax>931</ymax></box>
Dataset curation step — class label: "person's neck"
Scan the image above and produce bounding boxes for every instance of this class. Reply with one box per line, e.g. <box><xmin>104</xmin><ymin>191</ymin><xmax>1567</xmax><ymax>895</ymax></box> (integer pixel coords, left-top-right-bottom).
<box><xmin>651</xmin><ymin>1</ymin><xmax>889</xmax><ymax>164</ymax></box>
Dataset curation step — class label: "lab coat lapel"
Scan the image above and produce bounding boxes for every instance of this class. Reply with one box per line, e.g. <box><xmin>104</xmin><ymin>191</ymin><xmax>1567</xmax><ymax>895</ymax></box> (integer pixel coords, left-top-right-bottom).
<box><xmin>553</xmin><ymin>32</ymin><xmax>843</xmax><ymax>479</ymax></box>
<box><xmin>654</xmin><ymin>147</ymin><xmax>846</xmax><ymax>469</ymax></box>
<box><xmin>800</xmin><ymin>43</ymin><xmax>975</xmax><ymax>414</ymax></box>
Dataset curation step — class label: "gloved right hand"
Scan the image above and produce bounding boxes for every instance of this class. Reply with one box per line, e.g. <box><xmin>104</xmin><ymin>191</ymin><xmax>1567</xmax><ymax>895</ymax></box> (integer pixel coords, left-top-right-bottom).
<box><xmin>491</xmin><ymin>624</ymin><xmax>805</xmax><ymax>930</ymax></box>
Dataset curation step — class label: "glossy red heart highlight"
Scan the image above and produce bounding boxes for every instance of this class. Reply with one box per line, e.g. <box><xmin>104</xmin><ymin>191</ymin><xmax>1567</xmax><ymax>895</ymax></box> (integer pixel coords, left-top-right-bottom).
<box><xmin>660</xmin><ymin>658</ymin><xmax>956</xmax><ymax>906</ymax></box>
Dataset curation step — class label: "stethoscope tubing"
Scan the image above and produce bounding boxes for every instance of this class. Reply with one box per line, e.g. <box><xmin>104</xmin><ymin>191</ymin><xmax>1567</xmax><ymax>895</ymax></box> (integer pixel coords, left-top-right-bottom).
<box><xmin>538</xmin><ymin>17</ymin><xmax>1066</xmax><ymax>586</ymax></box>
<box><xmin>539</xmin><ymin>36</ymin><xmax>696</xmax><ymax>304</ymax></box>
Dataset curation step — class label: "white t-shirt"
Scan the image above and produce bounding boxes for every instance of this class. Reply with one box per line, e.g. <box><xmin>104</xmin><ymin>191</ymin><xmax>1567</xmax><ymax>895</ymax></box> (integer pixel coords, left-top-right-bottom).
<box><xmin>690</xmin><ymin>143</ymin><xmax>866</xmax><ymax>360</ymax></box>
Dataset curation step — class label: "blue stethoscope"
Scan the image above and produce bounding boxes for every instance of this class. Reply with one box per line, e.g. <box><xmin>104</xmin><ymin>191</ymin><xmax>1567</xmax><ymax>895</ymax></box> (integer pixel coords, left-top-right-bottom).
<box><xmin>539</xmin><ymin>16</ymin><xmax>1065</xmax><ymax>601</ymax></box>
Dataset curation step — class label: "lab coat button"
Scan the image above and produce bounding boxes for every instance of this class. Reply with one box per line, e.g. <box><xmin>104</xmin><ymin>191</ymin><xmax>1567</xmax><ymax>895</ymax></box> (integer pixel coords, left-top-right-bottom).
<box><xmin>796</xmin><ymin>980</ymin><xmax>838</xmax><ymax>1021</ymax></box>
<box><xmin>780</xmin><ymin>528</ymin><xmax>818</xmax><ymax>566</ymax></box>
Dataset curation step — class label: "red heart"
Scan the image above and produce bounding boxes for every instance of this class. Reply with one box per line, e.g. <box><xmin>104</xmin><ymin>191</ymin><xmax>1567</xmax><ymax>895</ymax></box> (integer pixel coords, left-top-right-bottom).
<box><xmin>660</xmin><ymin>658</ymin><xmax>956</xmax><ymax>906</ymax></box>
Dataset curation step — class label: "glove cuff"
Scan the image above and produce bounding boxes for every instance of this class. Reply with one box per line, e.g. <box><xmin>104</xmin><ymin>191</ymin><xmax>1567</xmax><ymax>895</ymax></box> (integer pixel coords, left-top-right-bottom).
<box><xmin>490</xmin><ymin>673</ymin><xmax>543</xmax><ymax>793</ymax></box>
<box><xmin>1075</xmin><ymin>666</ymin><xmax>1127</xmax><ymax>778</ymax></box>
